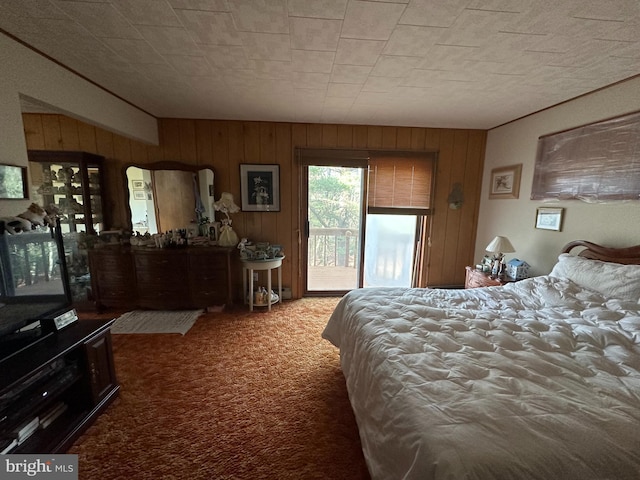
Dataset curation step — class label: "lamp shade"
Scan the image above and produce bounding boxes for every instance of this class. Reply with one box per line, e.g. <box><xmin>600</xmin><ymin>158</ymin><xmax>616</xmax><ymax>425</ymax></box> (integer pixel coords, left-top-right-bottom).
<box><xmin>485</xmin><ymin>235</ymin><xmax>515</xmax><ymax>254</ymax></box>
<box><xmin>214</xmin><ymin>192</ymin><xmax>240</xmax><ymax>214</ymax></box>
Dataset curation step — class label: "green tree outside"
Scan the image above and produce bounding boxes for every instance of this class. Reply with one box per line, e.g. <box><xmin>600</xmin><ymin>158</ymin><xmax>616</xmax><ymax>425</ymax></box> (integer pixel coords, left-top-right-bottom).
<box><xmin>308</xmin><ymin>166</ymin><xmax>362</xmax><ymax>268</ymax></box>
<box><xmin>308</xmin><ymin>166</ymin><xmax>361</xmax><ymax>229</ymax></box>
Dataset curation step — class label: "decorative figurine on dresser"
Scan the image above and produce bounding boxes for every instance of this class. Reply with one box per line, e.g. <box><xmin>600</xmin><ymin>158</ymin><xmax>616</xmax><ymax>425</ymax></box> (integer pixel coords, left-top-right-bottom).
<box><xmin>28</xmin><ymin>151</ymin><xmax>107</xmax><ymax>307</ymax></box>
<box><xmin>506</xmin><ymin>258</ymin><xmax>530</xmax><ymax>280</ymax></box>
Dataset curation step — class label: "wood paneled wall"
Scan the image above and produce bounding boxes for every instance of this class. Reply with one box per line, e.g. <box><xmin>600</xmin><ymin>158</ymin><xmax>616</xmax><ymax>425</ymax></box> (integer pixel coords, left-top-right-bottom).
<box><xmin>22</xmin><ymin>114</ymin><xmax>486</xmax><ymax>298</ymax></box>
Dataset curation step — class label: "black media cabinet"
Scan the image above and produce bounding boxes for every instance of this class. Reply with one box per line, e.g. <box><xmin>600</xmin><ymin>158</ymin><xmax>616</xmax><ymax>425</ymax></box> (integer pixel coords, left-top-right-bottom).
<box><xmin>0</xmin><ymin>318</ymin><xmax>119</xmax><ymax>453</ymax></box>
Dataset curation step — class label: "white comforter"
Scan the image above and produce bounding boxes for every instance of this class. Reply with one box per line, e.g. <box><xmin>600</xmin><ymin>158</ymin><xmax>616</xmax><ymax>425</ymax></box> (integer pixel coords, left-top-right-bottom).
<box><xmin>323</xmin><ymin>276</ymin><xmax>640</xmax><ymax>480</ymax></box>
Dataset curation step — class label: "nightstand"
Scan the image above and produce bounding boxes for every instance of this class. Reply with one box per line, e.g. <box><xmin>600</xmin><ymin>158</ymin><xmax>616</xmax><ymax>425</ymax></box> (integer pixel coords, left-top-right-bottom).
<box><xmin>465</xmin><ymin>266</ymin><xmax>516</xmax><ymax>289</ymax></box>
<box><xmin>242</xmin><ymin>256</ymin><xmax>284</xmax><ymax>311</ymax></box>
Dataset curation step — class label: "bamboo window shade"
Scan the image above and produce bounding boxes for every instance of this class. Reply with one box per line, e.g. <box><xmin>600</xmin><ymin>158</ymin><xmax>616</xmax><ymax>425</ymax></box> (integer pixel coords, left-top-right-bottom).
<box><xmin>368</xmin><ymin>154</ymin><xmax>436</xmax><ymax>215</ymax></box>
<box><xmin>532</xmin><ymin>110</ymin><xmax>640</xmax><ymax>201</ymax></box>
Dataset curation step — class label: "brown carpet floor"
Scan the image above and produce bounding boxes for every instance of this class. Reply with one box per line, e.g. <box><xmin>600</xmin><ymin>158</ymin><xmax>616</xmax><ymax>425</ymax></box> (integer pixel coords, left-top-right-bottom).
<box><xmin>71</xmin><ymin>298</ymin><xmax>370</xmax><ymax>480</ymax></box>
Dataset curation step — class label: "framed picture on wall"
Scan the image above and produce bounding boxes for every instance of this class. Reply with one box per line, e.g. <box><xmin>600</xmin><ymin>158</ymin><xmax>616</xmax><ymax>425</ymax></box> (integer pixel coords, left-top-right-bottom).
<box><xmin>132</xmin><ymin>180</ymin><xmax>144</xmax><ymax>190</ymax></box>
<box><xmin>535</xmin><ymin>207</ymin><xmax>564</xmax><ymax>231</ymax></box>
<box><xmin>133</xmin><ymin>190</ymin><xmax>146</xmax><ymax>200</ymax></box>
<box><xmin>239</xmin><ymin>164</ymin><xmax>280</xmax><ymax>212</ymax></box>
<box><xmin>0</xmin><ymin>164</ymin><xmax>28</xmax><ymax>199</ymax></box>
<box><xmin>489</xmin><ymin>164</ymin><xmax>522</xmax><ymax>199</ymax></box>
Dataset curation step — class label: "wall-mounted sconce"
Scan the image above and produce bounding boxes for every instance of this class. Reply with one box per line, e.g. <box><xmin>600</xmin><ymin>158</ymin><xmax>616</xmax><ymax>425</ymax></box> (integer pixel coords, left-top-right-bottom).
<box><xmin>448</xmin><ymin>183</ymin><xmax>464</xmax><ymax>209</ymax></box>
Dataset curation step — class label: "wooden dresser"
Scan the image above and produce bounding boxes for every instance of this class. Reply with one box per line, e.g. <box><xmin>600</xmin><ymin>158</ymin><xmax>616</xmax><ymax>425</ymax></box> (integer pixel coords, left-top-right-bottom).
<box><xmin>89</xmin><ymin>246</ymin><xmax>233</xmax><ymax>310</ymax></box>
<box><xmin>464</xmin><ymin>266</ymin><xmax>515</xmax><ymax>289</ymax></box>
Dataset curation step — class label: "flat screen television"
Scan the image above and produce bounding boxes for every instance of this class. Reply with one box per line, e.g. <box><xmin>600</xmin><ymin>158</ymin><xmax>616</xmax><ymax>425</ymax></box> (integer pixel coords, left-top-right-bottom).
<box><xmin>0</xmin><ymin>220</ymin><xmax>72</xmax><ymax>361</ymax></box>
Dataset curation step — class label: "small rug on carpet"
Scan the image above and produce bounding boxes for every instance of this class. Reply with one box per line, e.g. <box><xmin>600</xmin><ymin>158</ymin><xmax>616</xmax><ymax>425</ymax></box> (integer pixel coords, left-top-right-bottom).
<box><xmin>111</xmin><ymin>309</ymin><xmax>203</xmax><ymax>335</ymax></box>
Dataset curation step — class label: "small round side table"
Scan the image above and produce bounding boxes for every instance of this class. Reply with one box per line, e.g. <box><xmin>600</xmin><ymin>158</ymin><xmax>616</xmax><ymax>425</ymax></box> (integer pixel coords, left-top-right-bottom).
<box><xmin>241</xmin><ymin>256</ymin><xmax>284</xmax><ymax>311</ymax></box>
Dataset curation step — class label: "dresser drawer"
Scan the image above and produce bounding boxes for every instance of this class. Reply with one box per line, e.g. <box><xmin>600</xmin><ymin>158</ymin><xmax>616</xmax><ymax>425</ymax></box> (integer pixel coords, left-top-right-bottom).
<box><xmin>96</xmin><ymin>288</ymin><xmax>137</xmax><ymax>309</ymax></box>
<box><xmin>135</xmin><ymin>252</ymin><xmax>188</xmax><ymax>289</ymax></box>
<box><xmin>135</xmin><ymin>252</ymin><xmax>183</xmax><ymax>273</ymax></box>
<box><xmin>89</xmin><ymin>249</ymin><xmax>136</xmax><ymax>309</ymax></box>
<box><xmin>190</xmin><ymin>289</ymin><xmax>227</xmax><ymax>307</ymax></box>
<box><xmin>465</xmin><ymin>266</ymin><xmax>512</xmax><ymax>289</ymax></box>
<box><xmin>89</xmin><ymin>247</ymin><xmax>233</xmax><ymax>310</ymax></box>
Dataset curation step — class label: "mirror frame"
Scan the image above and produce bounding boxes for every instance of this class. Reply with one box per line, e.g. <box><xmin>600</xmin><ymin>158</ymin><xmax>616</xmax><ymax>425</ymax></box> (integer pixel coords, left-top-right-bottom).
<box><xmin>123</xmin><ymin>161</ymin><xmax>215</xmax><ymax>234</ymax></box>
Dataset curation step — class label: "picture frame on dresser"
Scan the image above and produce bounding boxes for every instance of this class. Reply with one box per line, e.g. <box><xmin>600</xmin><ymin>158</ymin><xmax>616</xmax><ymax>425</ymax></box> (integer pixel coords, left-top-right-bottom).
<box><xmin>208</xmin><ymin>222</ymin><xmax>220</xmax><ymax>243</ymax></box>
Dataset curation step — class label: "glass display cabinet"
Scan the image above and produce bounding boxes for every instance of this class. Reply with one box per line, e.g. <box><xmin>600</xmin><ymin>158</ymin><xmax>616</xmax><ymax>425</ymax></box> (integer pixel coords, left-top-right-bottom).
<box><xmin>27</xmin><ymin>151</ymin><xmax>107</xmax><ymax>305</ymax></box>
<box><xmin>27</xmin><ymin>151</ymin><xmax>106</xmax><ymax>235</ymax></box>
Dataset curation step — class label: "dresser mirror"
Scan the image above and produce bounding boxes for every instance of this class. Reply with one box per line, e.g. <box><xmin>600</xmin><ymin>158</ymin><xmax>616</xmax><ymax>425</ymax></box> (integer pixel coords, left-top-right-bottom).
<box><xmin>124</xmin><ymin>161</ymin><xmax>215</xmax><ymax>235</ymax></box>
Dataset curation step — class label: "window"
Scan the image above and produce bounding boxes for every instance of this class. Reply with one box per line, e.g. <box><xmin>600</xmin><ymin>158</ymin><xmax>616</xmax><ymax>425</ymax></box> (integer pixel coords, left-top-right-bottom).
<box><xmin>532</xmin><ymin>110</ymin><xmax>640</xmax><ymax>201</ymax></box>
<box><xmin>367</xmin><ymin>153</ymin><xmax>436</xmax><ymax>215</ymax></box>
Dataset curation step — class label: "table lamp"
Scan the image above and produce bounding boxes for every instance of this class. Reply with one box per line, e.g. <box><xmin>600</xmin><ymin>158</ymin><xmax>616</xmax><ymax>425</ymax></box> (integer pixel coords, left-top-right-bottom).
<box><xmin>214</xmin><ymin>192</ymin><xmax>240</xmax><ymax>247</ymax></box>
<box><xmin>485</xmin><ymin>235</ymin><xmax>515</xmax><ymax>276</ymax></box>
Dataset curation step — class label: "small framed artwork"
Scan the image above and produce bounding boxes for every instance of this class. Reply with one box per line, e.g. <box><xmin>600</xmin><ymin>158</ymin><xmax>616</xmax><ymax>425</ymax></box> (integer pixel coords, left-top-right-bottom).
<box><xmin>240</xmin><ymin>164</ymin><xmax>280</xmax><ymax>212</ymax></box>
<box><xmin>489</xmin><ymin>164</ymin><xmax>522</xmax><ymax>199</ymax></box>
<box><xmin>133</xmin><ymin>190</ymin><xmax>146</xmax><ymax>200</ymax></box>
<box><xmin>535</xmin><ymin>207</ymin><xmax>564</xmax><ymax>231</ymax></box>
<box><xmin>0</xmin><ymin>164</ymin><xmax>28</xmax><ymax>199</ymax></box>
<box><xmin>131</xmin><ymin>180</ymin><xmax>144</xmax><ymax>189</ymax></box>
<box><xmin>208</xmin><ymin>222</ymin><xmax>220</xmax><ymax>243</ymax></box>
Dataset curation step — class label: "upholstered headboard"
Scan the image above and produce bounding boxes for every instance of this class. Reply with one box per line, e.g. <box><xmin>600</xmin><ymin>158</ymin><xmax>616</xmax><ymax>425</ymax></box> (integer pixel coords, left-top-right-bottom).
<box><xmin>561</xmin><ymin>241</ymin><xmax>640</xmax><ymax>265</ymax></box>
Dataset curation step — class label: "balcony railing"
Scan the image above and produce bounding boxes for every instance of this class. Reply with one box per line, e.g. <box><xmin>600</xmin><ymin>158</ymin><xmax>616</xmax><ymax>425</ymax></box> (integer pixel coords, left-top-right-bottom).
<box><xmin>307</xmin><ymin>220</ymin><xmax>415</xmax><ymax>290</ymax></box>
<box><xmin>308</xmin><ymin>227</ymin><xmax>358</xmax><ymax>268</ymax></box>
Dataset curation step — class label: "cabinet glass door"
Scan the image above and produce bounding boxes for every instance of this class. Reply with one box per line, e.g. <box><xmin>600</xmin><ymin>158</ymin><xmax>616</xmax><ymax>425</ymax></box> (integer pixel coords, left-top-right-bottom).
<box><xmin>28</xmin><ymin>151</ymin><xmax>106</xmax><ymax>306</ymax></box>
<box><xmin>30</xmin><ymin>160</ymin><xmax>103</xmax><ymax>235</ymax></box>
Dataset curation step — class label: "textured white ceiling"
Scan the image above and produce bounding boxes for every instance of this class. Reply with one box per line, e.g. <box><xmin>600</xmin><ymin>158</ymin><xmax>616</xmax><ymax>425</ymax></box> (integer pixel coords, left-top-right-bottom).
<box><xmin>3</xmin><ymin>0</ymin><xmax>640</xmax><ymax>129</ymax></box>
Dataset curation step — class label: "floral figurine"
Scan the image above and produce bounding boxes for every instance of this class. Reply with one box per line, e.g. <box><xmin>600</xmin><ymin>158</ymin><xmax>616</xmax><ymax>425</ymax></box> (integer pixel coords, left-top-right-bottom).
<box><xmin>214</xmin><ymin>192</ymin><xmax>240</xmax><ymax>247</ymax></box>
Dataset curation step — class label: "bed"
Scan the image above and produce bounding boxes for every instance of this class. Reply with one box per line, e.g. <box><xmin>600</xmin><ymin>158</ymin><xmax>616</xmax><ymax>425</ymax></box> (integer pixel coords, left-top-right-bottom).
<box><xmin>322</xmin><ymin>241</ymin><xmax>640</xmax><ymax>480</ymax></box>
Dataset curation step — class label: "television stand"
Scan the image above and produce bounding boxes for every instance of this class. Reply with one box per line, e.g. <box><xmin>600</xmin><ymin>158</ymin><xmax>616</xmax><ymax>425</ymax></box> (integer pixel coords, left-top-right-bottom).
<box><xmin>0</xmin><ymin>327</ymin><xmax>54</xmax><ymax>365</ymax></box>
<box><xmin>0</xmin><ymin>318</ymin><xmax>119</xmax><ymax>454</ymax></box>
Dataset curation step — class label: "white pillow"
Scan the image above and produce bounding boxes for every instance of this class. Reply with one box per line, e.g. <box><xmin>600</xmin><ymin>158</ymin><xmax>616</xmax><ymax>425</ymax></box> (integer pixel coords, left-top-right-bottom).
<box><xmin>549</xmin><ymin>253</ymin><xmax>640</xmax><ymax>302</ymax></box>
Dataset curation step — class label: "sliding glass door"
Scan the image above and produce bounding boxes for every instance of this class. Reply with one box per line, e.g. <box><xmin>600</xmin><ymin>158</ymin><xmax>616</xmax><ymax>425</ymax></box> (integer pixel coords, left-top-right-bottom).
<box><xmin>300</xmin><ymin>148</ymin><xmax>435</xmax><ymax>295</ymax></box>
<box><xmin>303</xmin><ymin>167</ymin><xmax>419</xmax><ymax>294</ymax></box>
<box><xmin>305</xmin><ymin>165</ymin><xmax>364</xmax><ymax>292</ymax></box>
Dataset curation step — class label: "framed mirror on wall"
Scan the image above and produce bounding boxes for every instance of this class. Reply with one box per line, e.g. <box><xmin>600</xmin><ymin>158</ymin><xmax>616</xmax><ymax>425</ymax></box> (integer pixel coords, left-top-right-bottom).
<box><xmin>123</xmin><ymin>162</ymin><xmax>215</xmax><ymax>235</ymax></box>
